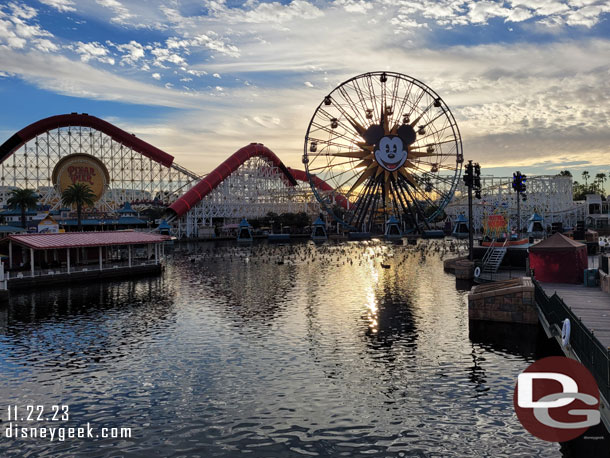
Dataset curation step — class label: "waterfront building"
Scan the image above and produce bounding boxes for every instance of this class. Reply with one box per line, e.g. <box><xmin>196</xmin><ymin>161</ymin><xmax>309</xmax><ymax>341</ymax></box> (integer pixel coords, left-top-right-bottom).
<box><xmin>0</xmin><ymin>231</ymin><xmax>168</xmax><ymax>289</ymax></box>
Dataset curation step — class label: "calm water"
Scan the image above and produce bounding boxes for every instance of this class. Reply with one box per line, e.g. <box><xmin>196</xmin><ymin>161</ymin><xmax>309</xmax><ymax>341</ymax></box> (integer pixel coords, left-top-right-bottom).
<box><xmin>0</xmin><ymin>240</ymin><xmax>606</xmax><ymax>457</ymax></box>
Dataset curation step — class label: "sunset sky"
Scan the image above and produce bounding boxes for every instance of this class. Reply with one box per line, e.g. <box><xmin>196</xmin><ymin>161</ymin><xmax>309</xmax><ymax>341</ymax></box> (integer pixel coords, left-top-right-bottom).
<box><xmin>0</xmin><ymin>0</ymin><xmax>608</xmax><ymax>183</ymax></box>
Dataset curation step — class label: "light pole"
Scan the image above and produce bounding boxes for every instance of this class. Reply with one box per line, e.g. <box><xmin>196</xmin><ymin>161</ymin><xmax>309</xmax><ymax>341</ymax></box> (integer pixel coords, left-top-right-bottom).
<box><xmin>512</xmin><ymin>171</ymin><xmax>527</xmax><ymax>238</ymax></box>
<box><xmin>464</xmin><ymin>161</ymin><xmax>482</xmax><ymax>261</ymax></box>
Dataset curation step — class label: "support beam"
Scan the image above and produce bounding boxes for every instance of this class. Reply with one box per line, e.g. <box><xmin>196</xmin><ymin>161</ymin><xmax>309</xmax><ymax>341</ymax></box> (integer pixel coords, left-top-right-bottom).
<box><xmin>128</xmin><ymin>245</ymin><xmax>132</xmax><ymax>267</ymax></box>
<box><xmin>8</xmin><ymin>241</ymin><xmax>12</xmax><ymax>269</ymax></box>
<box><xmin>99</xmin><ymin>246</ymin><xmax>103</xmax><ymax>271</ymax></box>
<box><xmin>30</xmin><ymin>248</ymin><xmax>34</xmax><ymax>277</ymax></box>
<box><xmin>154</xmin><ymin>243</ymin><xmax>158</xmax><ymax>264</ymax></box>
<box><xmin>67</xmin><ymin>248</ymin><xmax>71</xmax><ymax>274</ymax></box>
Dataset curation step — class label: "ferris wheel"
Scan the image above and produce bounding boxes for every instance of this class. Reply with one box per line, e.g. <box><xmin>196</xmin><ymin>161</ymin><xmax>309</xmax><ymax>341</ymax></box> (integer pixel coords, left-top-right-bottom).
<box><xmin>303</xmin><ymin>71</ymin><xmax>463</xmax><ymax>233</ymax></box>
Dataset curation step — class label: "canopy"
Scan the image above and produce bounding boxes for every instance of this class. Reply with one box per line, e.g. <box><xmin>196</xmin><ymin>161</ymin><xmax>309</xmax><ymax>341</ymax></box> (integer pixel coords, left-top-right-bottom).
<box><xmin>529</xmin><ymin>233</ymin><xmax>587</xmax><ymax>283</ymax></box>
<box><xmin>386</xmin><ymin>215</ymin><xmax>399</xmax><ymax>224</ymax></box>
<box><xmin>3</xmin><ymin>231</ymin><xmax>169</xmax><ymax>250</ymax></box>
<box><xmin>529</xmin><ymin>232</ymin><xmax>584</xmax><ymax>251</ymax></box>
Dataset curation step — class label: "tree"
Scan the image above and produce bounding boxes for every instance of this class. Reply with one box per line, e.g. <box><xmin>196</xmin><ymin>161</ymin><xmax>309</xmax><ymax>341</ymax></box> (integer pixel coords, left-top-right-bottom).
<box><xmin>595</xmin><ymin>173</ymin><xmax>607</xmax><ymax>194</ymax></box>
<box><xmin>582</xmin><ymin>170</ymin><xmax>590</xmax><ymax>186</ymax></box>
<box><xmin>61</xmin><ymin>183</ymin><xmax>96</xmax><ymax>231</ymax></box>
<box><xmin>7</xmin><ymin>188</ymin><xmax>38</xmax><ymax>228</ymax></box>
<box><xmin>558</xmin><ymin>170</ymin><xmax>572</xmax><ymax>177</ymax></box>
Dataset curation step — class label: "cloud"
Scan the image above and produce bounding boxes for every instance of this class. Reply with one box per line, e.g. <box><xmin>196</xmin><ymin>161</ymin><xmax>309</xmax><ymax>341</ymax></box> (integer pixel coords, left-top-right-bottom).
<box><xmin>0</xmin><ymin>19</ymin><xmax>28</xmax><ymax>49</ymax></box>
<box><xmin>190</xmin><ymin>33</ymin><xmax>240</xmax><ymax>58</ymax></box>
<box><xmin>150</xmin><ymin>46</ymin><xmax>186</xmax><ymax>66</ymax></box>
<box><xmin>0</xmin><ymin>48</ymin><xmax>204</xmax><ymax>108</ymax></box>
<box><xmin>72</xmin><ymin>41</ymin><xmax>115</xmax><ymax>65</ymax></box>
<box><xmin>0</xmin><ymin>0</ymin><xmax>609</xmax><ymax>176</ymax></box>
<box><xmin>34</xmin><ymin>38</ymin><xmax>59</xmax><ymax>52</ymax></box>
<box><xmin>111</xmin><ymin>40</ymin><xmax>145</xmax><ymax>64</ymax></box>
<box><xmin>39</xmin><ymin>0</ymin><xmax>76</xmax><ymax>13</ymax></box>
<box><xmin>95</xmin><ymin>0</ymin><xmax>133</xmax><ymax>24</ymax></box>
<box><xmin>209</xmin><ymin>0</ymin><xmax>325</xmax><ymax>24</ymax></box>
<box><xmin>7</xmin><ymin>2</ymin><xmax>37</xmax><ymax>20</ymax></box>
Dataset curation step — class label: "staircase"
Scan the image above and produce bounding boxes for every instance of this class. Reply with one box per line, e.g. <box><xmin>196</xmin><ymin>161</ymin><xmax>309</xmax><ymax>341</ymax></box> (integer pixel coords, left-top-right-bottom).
<box><xmin>477</xmin><ymin>239</ymin><xmax>508</xmax><ymax>281</ymax></box>
<box><xmin>482</xmin><ymin>247</ymin><xmax>506</xmax><ymax>274</ymax></box>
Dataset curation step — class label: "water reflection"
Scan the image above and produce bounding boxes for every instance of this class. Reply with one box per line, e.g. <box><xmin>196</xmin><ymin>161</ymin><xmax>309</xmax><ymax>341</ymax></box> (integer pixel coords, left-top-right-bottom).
<box><xmin>0</xmin><ymin>275</ymin><xmax>176</xmax><ymax>392</ymax></box>
<box><xmin>0</xmin><ymin>239</ymin><xmax>586</xmax><ymax>457</ymax></box>
<box><xmin>469</xmin><ymin>321</ymin><xmax>539</xmax><ymax>359</ymax></box>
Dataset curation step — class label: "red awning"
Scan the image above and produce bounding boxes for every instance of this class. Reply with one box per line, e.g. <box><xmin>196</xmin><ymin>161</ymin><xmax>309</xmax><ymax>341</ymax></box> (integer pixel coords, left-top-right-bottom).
<box><xmin>3</xmin><ymin>231</ymin><xmax>170</xmax><ymax>250</ymax></box>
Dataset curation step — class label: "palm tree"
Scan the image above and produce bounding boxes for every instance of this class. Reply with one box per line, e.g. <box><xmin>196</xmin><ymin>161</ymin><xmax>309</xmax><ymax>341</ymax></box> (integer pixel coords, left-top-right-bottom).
<box><xmin>61</xmin><ymin>183</ymin><xmax>96</xmax><ymax>231</ymax></box>
<box><xmin>582</xmin><ymin>170</ymin><xmax>590</xmax><ymax>187</ymax></box>
<box><xmin>595</xmin><ymin>173</ymin><xmax>607</xmax><ymax>194</ymax></box>
<box><xmin>7</xmin><ymin>188</ymin><xmax>38</xmax><ymax>228</ymax></box>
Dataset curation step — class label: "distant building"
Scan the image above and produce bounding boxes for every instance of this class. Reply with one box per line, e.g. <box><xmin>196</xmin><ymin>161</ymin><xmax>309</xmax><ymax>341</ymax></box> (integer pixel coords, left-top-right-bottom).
<box><xmin>37</xmin><ymin>214</ymin><xmax>60</xmax><ymax>233</ymax></box>
<box><xmin>585</xmin><ymin>194</ymin><xmax>609</xmax><ymax>229</ymax></box>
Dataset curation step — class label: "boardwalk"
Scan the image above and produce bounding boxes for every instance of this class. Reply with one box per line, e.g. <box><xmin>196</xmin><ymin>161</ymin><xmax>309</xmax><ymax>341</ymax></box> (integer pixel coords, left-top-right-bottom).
<box><xmin>539</xmin><ymin>282</ymin><xmax>610</xmax><ymax>348</ymax></box>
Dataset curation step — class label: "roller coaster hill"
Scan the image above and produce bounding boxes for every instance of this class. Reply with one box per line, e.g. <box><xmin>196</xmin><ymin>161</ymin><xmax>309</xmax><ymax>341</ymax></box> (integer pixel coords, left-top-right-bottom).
<box><xmin>0</xmin><ymin>113</ymin><xmax>336</xmax><ymax>238</ymax></box>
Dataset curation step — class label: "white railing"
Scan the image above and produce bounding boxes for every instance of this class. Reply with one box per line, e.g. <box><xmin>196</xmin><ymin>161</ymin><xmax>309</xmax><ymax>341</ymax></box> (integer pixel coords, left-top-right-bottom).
<box><xmin>7</xmin><ymin>259</ymin><xmax>160</xmax><ymax>280</ymax></box>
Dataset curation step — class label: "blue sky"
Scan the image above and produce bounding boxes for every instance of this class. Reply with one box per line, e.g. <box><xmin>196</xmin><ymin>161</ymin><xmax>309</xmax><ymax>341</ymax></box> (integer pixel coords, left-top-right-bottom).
<box><xmin>0</xmin><ymin>0</ymin><xmax>609</xmax><ymax>182</ymax></box>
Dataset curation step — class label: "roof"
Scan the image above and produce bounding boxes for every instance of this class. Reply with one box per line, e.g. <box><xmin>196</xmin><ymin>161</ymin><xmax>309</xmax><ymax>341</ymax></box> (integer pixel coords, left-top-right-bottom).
<box><xmin>530</xmin><ymin>232</ymin><xmax>585</xmax><ymax>251</ymax></box>
<box><xmin>4</xmin><ymin>231</ymin><xmax>169</xmax><ymax>250</ymax></box>
<box><xmin>313</xmin><ymin>217</ymin><xmax>325</xmax><ymax>226</ymax></box>
<box><xmin>386</xmin><ymin>215</ymin><xmax>399</xmax><ymax>224</ymax></box>
<box><xmin>239</xmin><ymin>218</ymin><xmax>250</xmax><ymax>227</ymax></box>
<box><xmin>0</xmin><ymin>225</ymin><xmax>26</xmax><ymax>233</ymax></box>
<box><xmin>0</xmin><ymin>209</ymin><xmax>38</xmax><ymax>216</ymax></box>
<box><xmin>156</xmin><ymin>220</ymin><xmax>171</xmax><ymax>230</ymax></box>
<box><xmin>117</xmin><ymin>202</ymin><xmax>135</xmax><ymax>213</ymax></box>
<box><xmin>529</xmin><ymin>213</ymin><xmax>543</xmax><ymax>221</ymax></box>
<box><xmin>61</xmin><ymin>217</ymin><xmax>146</xmax><ymax>225</ymax></box>
<box><xmin>455</xmin><ymin>214</ymin><xmax>468</xmax><ymax>222</ymax></box>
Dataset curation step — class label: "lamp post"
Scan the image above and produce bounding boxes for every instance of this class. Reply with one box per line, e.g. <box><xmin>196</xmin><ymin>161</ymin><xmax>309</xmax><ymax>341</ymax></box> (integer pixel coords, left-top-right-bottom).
<box><xmin>512</xmin><ymin>171</ymin><xmax>527</xmax><ymax>238</ymax></box>
<box><xmin>463</xmin><ymin>161</ymin><xmax>482</xmax><ymax>261</ymax></box>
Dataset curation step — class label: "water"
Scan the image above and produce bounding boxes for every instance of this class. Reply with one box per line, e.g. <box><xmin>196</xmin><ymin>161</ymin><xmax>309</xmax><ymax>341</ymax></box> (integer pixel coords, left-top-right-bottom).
<box><xmin>0</xmin><ymin>240</ymin><xmax>606</xmax><ymax>457</ymax></box>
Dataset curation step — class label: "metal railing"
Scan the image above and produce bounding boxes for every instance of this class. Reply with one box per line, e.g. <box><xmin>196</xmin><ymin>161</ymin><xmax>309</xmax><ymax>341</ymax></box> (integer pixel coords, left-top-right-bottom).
<box><xmin>479</xmin><ymin>238</ymin><xmax>509</xmax><ymax>282</ymax></box>
<box><xmin>7</xmin><ymin>260</ymin><xmax>160</xmax><ymax>280</ymax></box>
<box><xmin>533</xmin><ymin>278</ymin><xmax>610</xmax><ymax>403</ymax></box>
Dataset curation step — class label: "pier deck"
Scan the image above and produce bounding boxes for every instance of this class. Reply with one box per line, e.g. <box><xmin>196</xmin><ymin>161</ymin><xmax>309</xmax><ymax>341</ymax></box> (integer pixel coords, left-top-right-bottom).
<box><xmin>533</xmin><ymin>279</ymin><xmax>610</xmax><ymax>431</ymax></box>
<box><xmin>539</xmin><ymin>282</ymin><xmax>610</xmax><ymax>348</ymax></box>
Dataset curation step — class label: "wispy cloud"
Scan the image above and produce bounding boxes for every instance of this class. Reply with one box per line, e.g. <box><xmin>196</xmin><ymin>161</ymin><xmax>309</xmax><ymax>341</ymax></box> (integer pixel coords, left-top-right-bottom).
<box><xmin>0</xmin><ymin>0</ymin><xmax>608</xmax><ymax>175</ymax></box>
<box><xmin>39</xmin><ymin>0</ymin><xmax>77</xmax><ymax>13</ymax></box>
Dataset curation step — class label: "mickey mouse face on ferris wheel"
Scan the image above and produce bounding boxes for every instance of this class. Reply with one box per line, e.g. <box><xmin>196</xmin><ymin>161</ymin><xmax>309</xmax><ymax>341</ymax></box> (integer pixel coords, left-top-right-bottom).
<box><xmin>364</xmin><ymin>123</ymin><xmax>417</xmax><ymax>173</ymax></box>
<box><xmin>374</xmin><ymin>136</ymin><xmax>407</xmax><ymax>172</ymax></box>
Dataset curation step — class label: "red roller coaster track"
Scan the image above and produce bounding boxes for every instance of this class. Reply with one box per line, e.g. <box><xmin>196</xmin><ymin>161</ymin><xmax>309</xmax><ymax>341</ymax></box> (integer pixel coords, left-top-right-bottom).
<box><xmin>0</xmin><ymin>113</ymin><xmax>174</xmax><ymax>167</ymax></box>
<box><xmin>169</xmin><ymin>143</ymin><xmax>297</xmax><ymax>218</ymax></box>
<box><xmin>0</xmin><ymin>114</ymin><xmax>349</xmax><ymax>217</ymax></box>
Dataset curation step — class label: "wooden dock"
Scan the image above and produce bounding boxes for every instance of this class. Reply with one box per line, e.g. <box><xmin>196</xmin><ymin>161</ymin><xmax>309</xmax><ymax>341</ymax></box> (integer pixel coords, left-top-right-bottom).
<box><xmin>533</xmin><ymin>279</ymin><xmax>610</xmax><ymax>432</ymax></box>
<box><xmin>540</xmin><ymin>282</ymin><xmax>610</xmax><ymax>348</ymax></box>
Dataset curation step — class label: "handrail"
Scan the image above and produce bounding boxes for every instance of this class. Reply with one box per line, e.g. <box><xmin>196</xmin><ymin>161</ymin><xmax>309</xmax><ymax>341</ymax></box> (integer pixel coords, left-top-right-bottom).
<box><xmin>481</xmin><ymin>238</ymin><xmax>496</xmax><ymax>266</ymax></box>
<box><xmin>481</xmin><ymin>237</ymin><xmax>509</xmax><ymax>266</ymax></box>
<box><xmin>532</xmin><ymin>278</ymin><xmax>610</xmax><ymax>405</ymax></box>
